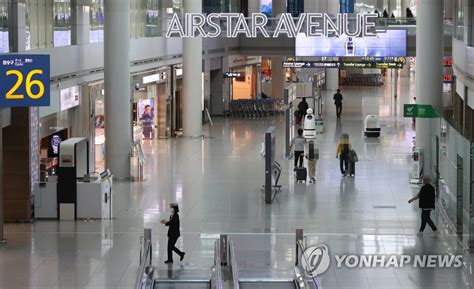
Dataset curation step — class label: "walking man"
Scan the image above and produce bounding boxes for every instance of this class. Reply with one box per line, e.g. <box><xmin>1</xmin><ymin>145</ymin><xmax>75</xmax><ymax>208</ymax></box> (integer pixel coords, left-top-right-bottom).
<box><xmin>408</xmin><ymin>176</ymin><xmax>438</xmax><ymax>237</ymax></box>
<box><xmin>333</xmin><ymin>89</ymin><xmax>343</xmax><ymax>119</ymax></box>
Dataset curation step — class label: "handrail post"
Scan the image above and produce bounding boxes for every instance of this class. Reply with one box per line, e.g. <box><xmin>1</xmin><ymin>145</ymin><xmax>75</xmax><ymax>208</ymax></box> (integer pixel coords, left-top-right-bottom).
<box><xmin>144</xmin><ymin>228</ymin><xmax>152</xmax><ymax>265</ymax></box>
<box><xmin>220</xmin><ymin>234</ymin><xmax>228</xmax><ymax>266</ymax></box>
<box><xmin>295</xmin><ymin>228</ymin><xmax>303</xmax><ymax>266</ymax></box>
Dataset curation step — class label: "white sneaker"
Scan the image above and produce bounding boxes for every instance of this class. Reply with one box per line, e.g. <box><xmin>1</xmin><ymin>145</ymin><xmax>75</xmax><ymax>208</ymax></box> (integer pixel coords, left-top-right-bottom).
<box><xmin>417</xmin><ymin>231</ymin><xmax>423</xmax><ymax>237</ymax></box>
<box><xmin>431</xmin><ymin>231</ymin><xmax>438</xmax><ymax>238</ymax></box>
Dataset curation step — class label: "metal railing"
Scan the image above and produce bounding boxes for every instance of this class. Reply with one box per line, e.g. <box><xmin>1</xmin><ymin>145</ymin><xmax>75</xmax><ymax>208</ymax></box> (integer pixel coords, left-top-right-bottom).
<box><xmin>135</xmin><ymin>238</ymin><xmax>154</xmax><ymax>289</ymax></box>
<box><xmin>296</xmin><ymin>239</ymin><xmax>322</xmax><ymax>289</ymax></box>
<box><xmin>229</xmin><ymin>240</ymin><xmax>240</xmax><ymax>289</ymax></box>
<box><xmin>131</xmin><ymin>141</ymin><xmax>146</xmax><ymax>181</ymax></box>
<box><xmin>212</xmin><ymin>240</ymin><xmax>224</xmax><ymax>289</ymax></box>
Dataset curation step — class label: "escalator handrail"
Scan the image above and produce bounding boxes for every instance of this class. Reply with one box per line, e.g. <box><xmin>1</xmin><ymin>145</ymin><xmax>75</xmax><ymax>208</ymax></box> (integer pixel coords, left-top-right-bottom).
<box><xmin>213</xmin><ymin>240</ymin><xmax>224</xmax><ymax>289</ymax></box>
<box><xmin>297</xmin><ymin>240</ymin><xmax>322</xmax><ymax>289</ymax></box>
<box><xmin>229</xmin><ymin>241</ymin><xmax>240</xmax><ymax>289</ymax></box>
<box><xmin>135</xmin><ymin>239</ymin><xmax>153</xmax><ymax>289</ymax></box>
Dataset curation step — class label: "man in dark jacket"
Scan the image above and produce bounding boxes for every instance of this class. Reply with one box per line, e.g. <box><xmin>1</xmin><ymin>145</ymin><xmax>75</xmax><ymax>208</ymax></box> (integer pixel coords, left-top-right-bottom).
<box><xmin>409</xmin><ymin>176</ymin><xmax>438</xmax><ymax>237</ymax></box>
<box><xmin>161</xmin><ymin>203</ymin><xmax>185</xmax><ymax>263</ymax></box>
<box><xmin>298</xmin><ymin>98</ymin><xmax>309</xmax><ymax>119</ymax></box>
<box><xmin>333</xmin><ymin>89</ymin><xmax>343</xmax><ymax>119</ymax></box>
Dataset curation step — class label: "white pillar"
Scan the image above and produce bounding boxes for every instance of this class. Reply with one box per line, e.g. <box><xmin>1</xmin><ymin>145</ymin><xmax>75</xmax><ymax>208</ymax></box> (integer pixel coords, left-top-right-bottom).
<box><xmin>271</xmin><ymin>0</ymin><xmax>286</xmax><ymax>99</ymax></box>
<box><xmin>444</xmin><ymin>0</ymin><xmax>453</xmax><ymax>19</ymax></box>
<box><xmin>391</xmin><ymin>69</ymin><xmax>398</xmax><ymax>98</ymax></box>
<box><xmin>271</xmin><ymin>56</ymin><xmax>285</xmax><ymax>99</ymax></box>
<box><xmin>326</xmin><ymin>1</ymin><xmax>339</xmax><ymax>91</ymax></box>
<box><xmin>104</xmin><ymin>0</ymin><xmax>131</xmax><ymax>178</ymax></box>
<box><xmin>376</xmin><ymin>0</ymin><xmax>384</xmax><ymax>11</ymax></box>
<box><xmin>183</xmin><ymin>0</ymin><xmax>203</xmax><ymax>137</ymax></box>
<box><xmin>388</xmin><ymin>0</ymin><xmax>396</xmax><ymax>16</ymax></box>
<box><xmin>416</xmin><ymin>0</ymin><xmax>443</xmax><ymax>177</ymax></box>
<box><xmin>71</xmin><ymin>0</ymin><xmax>90</xmax><ymax>45</ymax></box>
<box><xmin>401</xmin><ymin>0</ymin><xmax>407</xmax><ymax>17</ymax></box>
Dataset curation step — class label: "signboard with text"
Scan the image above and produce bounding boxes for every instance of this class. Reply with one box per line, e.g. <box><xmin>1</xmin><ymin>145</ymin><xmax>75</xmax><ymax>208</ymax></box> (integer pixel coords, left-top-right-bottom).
<box><xmin>283</xmin><ymin>60</ymin><xmax>405</xmax><ymax>69</ymax></box>
<box><xmin>0</xmin><ymin>55</ymin><xmax>50</xmax><ymax>107</ymax></box>
<box><xmin>404</xmin><ymin>104</ymin><xmax>440</xmax><ymax>118</ymax></box>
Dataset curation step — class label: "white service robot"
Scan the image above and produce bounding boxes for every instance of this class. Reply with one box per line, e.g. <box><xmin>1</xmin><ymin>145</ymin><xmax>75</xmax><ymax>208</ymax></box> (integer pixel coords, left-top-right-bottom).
<box><xmin>303</xmin><ymin>108</ymin><xmax>317</xmax><ymax>139</ymax></box>
<box><xmin>364</xmin><ymin>115</ymin><xmax>381</xmax><ymax>137</ymax></box>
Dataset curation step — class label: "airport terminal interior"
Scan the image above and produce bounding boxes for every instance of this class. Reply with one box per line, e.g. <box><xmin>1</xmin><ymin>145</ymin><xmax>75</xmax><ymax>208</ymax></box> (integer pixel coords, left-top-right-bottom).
<box><xmin>0</xmin><ymin>0</ymin><xmax>473</xmax><ymax>289</ymax></box>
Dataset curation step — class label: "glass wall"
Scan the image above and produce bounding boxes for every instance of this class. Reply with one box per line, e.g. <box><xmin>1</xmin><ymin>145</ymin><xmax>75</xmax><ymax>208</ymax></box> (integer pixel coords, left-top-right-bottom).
<box><xmin>26</xmin><ymin>0</ymin><xmax>70</xmax><ymax>49</ymax></box>
<box><xmin>53</xmin><ymin>0</ymin><xmax>71</xmax><ymax>47</ymax></box>
<box><xmin>89</xmin><ymin>0</ymin><xmax>104</xmax><ymax>43</ymax></box>
<box><xmin>26</xmin><ymin>0</ymin><xmax>54</xmax><ymax>50</ymax></box>
<box><xmin>204</xmin><ymin>0</ymin><xmax>240</xmax><ymax>14</ymax></box>
<box><xmin>0</xmin><ymin>0</ymin><xmax>8</xmax><ymax>53</ymax></box>
<box><xmin>130</xmin><ymin>0</ymin><xmax>146</xmax><ymax>38</ymax></box>
<box><xmin>454</xmin><ymin>0</ymin><xmax>464</xmax><ymax>41</ymax></box>
<box><xmin>90</xmin><ymin>0</ymin><xmax>181</xmax><ymax>40</ymax></box>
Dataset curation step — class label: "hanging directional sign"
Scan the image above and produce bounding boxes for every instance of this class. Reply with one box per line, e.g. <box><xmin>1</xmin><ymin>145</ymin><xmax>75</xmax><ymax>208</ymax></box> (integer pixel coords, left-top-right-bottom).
<box><xmin>0</xmin><ymin>55</ymin><xmax>50</xmax><ymax>107</ymax></box>
<box><xmin>404</xmin><ymin>104</ymin><xmax>441</xmax><ymax>118</ymax></box>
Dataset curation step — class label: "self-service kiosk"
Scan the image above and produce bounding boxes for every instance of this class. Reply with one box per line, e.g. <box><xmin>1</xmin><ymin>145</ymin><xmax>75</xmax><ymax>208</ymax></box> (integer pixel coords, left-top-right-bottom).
<box><xmin>57</xmin><ymin>138</ymin><xmax>89</xmax><ymax>219</ymax></box>
<box><xmin>33</xmin><ymin>137</ymin><xmax>113</xmax><ymax>220</ymax></box>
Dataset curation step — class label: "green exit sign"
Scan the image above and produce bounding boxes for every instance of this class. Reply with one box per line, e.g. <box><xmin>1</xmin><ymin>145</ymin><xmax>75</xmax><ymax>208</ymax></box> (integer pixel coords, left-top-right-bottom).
<box><xmin>404</xmin><ymin>104</ymin><xmax>440</xmax><ymax>118</ymax></box>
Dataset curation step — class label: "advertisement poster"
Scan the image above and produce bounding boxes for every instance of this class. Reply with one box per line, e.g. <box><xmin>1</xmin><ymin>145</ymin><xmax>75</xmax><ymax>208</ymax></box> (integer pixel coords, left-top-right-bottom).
<box><xmin>296</xmin><ymin>30</ymin><xmax>407</xmax><ymax>57</ymax></box>
<box><xmin>287</xmin><ymin>0</ymin><xmax>304</xmax><ymax>17</ymax></box>
<box><xmin>261</xmin><ymin>0</ymin><xmax>272</xmax><ymax>17</ymax></box>
<box><xmin>340</xmin><ymin>0</ymin><xmax>355</xmax><ymax>13</ymax></box>
<box><xmin>138</xmin><ymin>99</ymin><xmax>155</xmax><ymax>139</ymax></box>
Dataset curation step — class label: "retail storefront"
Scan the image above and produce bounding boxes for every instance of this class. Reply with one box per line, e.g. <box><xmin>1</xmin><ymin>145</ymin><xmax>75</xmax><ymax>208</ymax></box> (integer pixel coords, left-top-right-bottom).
<box><xmin>227</xmin><ymin>56</ymin><xmax>261</xmax><ymax>101</ymax></box>
<box><xmin>39</xmin><ymin>85</ymin><xmax>81</xmax><ymax>179</ymax></box>
<box><xmin>88</xmin><ymin>67</ymin><xmax>174</xmax><ymax>171</ymax></box>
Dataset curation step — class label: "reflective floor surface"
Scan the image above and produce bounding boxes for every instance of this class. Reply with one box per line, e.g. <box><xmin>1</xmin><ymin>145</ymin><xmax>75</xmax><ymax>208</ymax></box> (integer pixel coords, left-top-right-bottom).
<box><xmin>1</xmin><ymin>75</ymin><xmax>472</xmax><ymax>289</ymax></box>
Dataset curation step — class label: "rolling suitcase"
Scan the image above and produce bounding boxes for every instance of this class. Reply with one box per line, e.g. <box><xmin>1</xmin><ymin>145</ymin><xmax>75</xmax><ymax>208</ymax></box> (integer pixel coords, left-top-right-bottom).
<box><xmin>295</xmin><ymin>167</ymin><xmax>307</xmax><ymax>183</ymax></box>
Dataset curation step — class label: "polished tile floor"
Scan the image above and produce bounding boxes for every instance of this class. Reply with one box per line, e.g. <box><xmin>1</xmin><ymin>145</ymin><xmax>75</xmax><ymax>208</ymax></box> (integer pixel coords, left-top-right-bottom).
<box><xmin>1</xmin><ymin>75</ymin><xmax>472</xmax><ymax>289</ymax></box>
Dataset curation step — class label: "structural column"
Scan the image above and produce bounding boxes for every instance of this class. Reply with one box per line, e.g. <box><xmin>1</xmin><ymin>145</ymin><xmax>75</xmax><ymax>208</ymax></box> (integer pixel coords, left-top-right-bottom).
<box><xmin>376</xmin><ymin>0</ymin><xmax>384</xmax><ymax>12</ymax></box>
<box><xmin>271</xmin><ymin>0</ymin><xmax>286</xmax><ymax>99</ymax></box>
<box><xmin>326</xmin><ymin>0</ymin><xmax>339</xmax><ymax>91</ymax></box>
<box><xmin>71</xmin><ymin>0</ymin><xmax>90</xmax><ymax>45</ymax></box>
<box><xmin>8</xmin><ymin>0</ymin><xmax>26</xmax><ymax>52</ymax></box>
<box><xmin>183</xmin><ymin>0</ymin><xmax>203</xmax><ymax>137</ymax></box>
<box><xmin>415</xmin><ymin>0</ymin><xmax>444</xmax><ymax>177</ymax></box>
<box><xmin>388</xmin><ymin>0</ymin><xmax>397</xmax><ymax>16</ymax></box>
<box><xmin>401</xmin><ymin>0</ymin><xmax>407</xmax><ymax>17</ymax></box>
<box><xmin>104</xmin><ymin>0</ymin><xmax>131</xmax><ymax>178</ymax></box>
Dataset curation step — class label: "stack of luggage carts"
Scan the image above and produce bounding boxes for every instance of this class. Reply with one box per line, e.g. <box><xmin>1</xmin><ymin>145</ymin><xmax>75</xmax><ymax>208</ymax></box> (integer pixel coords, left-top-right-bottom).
<box><xmin>341</xmin><ymin>74</ymin><xmax>384</xmax><ymax>86</ymax></box>
<box><xmin>230</xmin><ymin>99</ymin><xmax>284</xmax><ymax>118</ymax></box>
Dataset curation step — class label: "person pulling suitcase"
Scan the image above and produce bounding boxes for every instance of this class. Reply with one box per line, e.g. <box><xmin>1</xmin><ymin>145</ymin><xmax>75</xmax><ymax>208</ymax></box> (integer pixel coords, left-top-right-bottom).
<box><xmin>290</xmin><ymin>129</ymin><xmax>307</xmax><ymax>182</ymax></box>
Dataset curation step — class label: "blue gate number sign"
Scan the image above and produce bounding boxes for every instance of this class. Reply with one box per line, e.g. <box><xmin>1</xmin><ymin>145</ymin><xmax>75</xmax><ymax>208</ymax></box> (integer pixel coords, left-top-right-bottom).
<box><xmin>0</xmin><ymin>55</ymin><xmax>50</xmax><ymax>107</ymax></box>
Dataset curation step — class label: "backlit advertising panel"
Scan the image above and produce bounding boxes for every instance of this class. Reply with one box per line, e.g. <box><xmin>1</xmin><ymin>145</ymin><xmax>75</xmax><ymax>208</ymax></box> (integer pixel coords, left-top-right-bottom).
<box><xmin>296</xmin><ymin>30</ymin><xmax>407</xmax><ymax>57</ymax></box>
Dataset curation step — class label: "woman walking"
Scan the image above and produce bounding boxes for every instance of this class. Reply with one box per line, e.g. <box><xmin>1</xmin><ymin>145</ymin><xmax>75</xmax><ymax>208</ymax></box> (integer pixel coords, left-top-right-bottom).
<box><xmin>161</xmin><ymin>203</ymin><xmax>185</xmax><ymax>264</ymax></box>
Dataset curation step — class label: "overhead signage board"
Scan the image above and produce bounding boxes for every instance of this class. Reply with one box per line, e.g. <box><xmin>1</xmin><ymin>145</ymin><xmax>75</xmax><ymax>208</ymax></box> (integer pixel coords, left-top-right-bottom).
<box><xmin>224</xmin><ymin>72</ymin><xmax>242</xmax><ymax>78</ymax></box>
<box><xmin>166</xmin><ymin>12</ymin><xmax>380</xmax><ymax>38</ymax></box>
<box><xmin>282</xmin><ymin>60</ymin><xmax>405</xmax><ymax>69</ymax></box>
<box><xmin>403</xmin><ymin>104</ymin><xmax>440</xmax><ymax>118</ymax></box>
<box><xmin>60</xmin><ymin>85</ymin><xmax>80</xmax><ymax>111</ymax></box>
<box><xmin>296</xmin><ymin>30</ymin><xmax>407</xmax><ymax>57</ymax></box>
<box><xmin>0</xmin><ymin>55</ymin><xmax>50</xmax><ymax>107</ymax></box>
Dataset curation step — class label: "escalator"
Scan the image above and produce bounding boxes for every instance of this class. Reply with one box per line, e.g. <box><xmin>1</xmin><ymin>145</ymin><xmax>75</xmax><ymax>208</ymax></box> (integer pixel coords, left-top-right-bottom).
<box><xmin>152</xmin><ymin>270</ymin><xmax>211</xmax><ymax>289</ymax></box>
<box><xmin>239</xmin><ymin>280</ymin><xmax>298</xmax><ymax>289</ymax></box>
<box><xmin>136</xmin><ymin>232</ymin><xmax>320</xmax><ymax>289</ymax></box>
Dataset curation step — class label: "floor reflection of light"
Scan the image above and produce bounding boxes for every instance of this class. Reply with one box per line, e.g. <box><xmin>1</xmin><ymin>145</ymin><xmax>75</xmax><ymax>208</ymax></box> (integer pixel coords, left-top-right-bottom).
<box><xmin>176</xmin><ymin>186</ymin><xmax>183</xmax><ymax>202</ymax></box>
